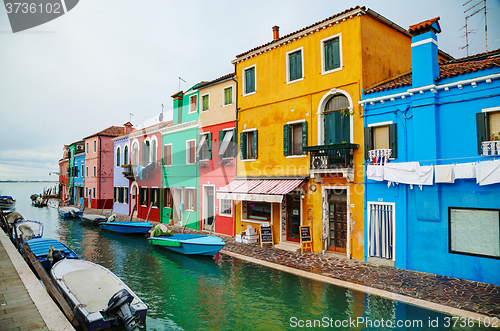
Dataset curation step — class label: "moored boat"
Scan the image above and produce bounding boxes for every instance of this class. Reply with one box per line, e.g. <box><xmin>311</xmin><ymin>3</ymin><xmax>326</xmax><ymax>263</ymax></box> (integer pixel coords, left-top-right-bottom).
<box><xmin>50</xmin><ymin>259</ymin><xmax>148</xmax><ymax>331</ymax></box>
<box><xmin>0</xmin><ymin>195</ymin><xmax>16</xmax><ymax>214</ymax></box>
<box><xmin>99</xmin><ymin>221</ymin><xmax>153</xmax><ymax>234</ymax></box>
<box><xmin>22</xmin><ymin>237</ymin><xmax>78</xmax><ymax>270</ymax></box>
<box><xmin>81</xmin><ymin>214</ymin><xmax>109</xmax><ymax>225</ymax></box>
<box><xmin>58</xmin><ymin>206</ymin><xmax>83</xmax><ymax>218</ymax></box>
<box><xmin>12</xmin><ymin>220</ymin><xmax>43</xmax><ymax>242</ymax></box>
<box><xmin>148</xmin><ymin>233</ymin><xmax>226</xmax><ymax>256</ymax></box>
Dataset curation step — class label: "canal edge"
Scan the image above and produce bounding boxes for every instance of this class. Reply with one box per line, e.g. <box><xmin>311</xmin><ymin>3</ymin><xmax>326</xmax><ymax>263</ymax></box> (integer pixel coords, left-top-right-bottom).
<box><xmin>0</xmin><ymin>229</ymin><xmax>75</xmax><ymax>331</ymax></box>
<box><xmin>221</xmin><ymin>250</ymin><xmax>491</xmax><ymax>322</ymax></box>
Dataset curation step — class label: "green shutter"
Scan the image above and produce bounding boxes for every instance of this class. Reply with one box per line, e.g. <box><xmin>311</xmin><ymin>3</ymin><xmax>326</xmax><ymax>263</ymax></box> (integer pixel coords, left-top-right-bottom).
<box><xmin>388</xmin><ymin>123</ymin><xmax>398</xmax><ymax>159</ymax></box>
<box><xmin>219</xmin><ymin>130</ymin><xmax>224</xmax><ymax>156</ymax></box>
<box><xmin>202</xmin><ymin>95</ymin><xmax>209</xmax><ymax>111</ymax></box>
<box><xmin>240</xmin><ymin>132</ymin><xmax>247</xmax><ymax>160</ymax></box>
<box><xmin>302</xmin><ymin>121</ymin><xmax>308</xmax><ymax>154</ymax></box>
<box><xmin>253</xmin><ymin>130</ymin><xmax>258</xmax><ymax>159</ymax></box>
<box><xmin>208</xmin><ymin>132</ymin><xmax>212</xmax><ymax>160</ymax></box>
<box><xmin>232</xmin><ymin>128</ymin><xmax>237</xmax><ymax>158</ymax></box>
<box><xmin>476</xmin><ymin>112</ymin><xmax>489</xmax><ymax>155</ymax></box>
<box><xmin>245</xmin><ymin>67</ymin><xmax>255</xmax><ymax>94</ymax></box>
<box><xmin>283</xmin><ymin>124</ymin><xmax>290</xmax><ymax>156</ymax></box>
<box><xmin>225</xmin><ymin>87</ymin><xmax>232</xmax><ymax>105</ymax></box>
<box><xmin>325</xmin><ymin>37</ymin><xmax>340</xmax><ymax>71</ymax></box>
<box><xmin>364</xmin><ymin>127</ymin><xmax>373</xmax><ymax>160</ymax></box>
<box><xmin>289</xmin><ymin>50</ymin><xmax>302</xmax><ymax>81</ymax></box>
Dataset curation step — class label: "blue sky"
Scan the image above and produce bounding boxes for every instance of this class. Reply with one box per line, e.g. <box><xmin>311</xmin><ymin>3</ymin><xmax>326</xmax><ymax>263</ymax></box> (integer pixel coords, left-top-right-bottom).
<box><xmin>0</xmin><ymin>0</ymin><xmax>499</xmax><ymax>180</ymax></box>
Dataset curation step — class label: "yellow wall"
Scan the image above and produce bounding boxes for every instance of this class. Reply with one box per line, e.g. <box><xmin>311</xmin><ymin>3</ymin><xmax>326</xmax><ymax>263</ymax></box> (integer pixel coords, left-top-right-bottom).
<box><xmin>198</xmin><ymin>79</ymin><xmax>236</xmax><ymax>127</ymax></box>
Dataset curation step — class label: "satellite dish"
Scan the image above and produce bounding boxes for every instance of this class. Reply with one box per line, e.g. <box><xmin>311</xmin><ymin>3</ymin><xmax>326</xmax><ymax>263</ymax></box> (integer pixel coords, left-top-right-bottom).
<box><xmin>159</xmin><ymin>112</ymin><xmax>164</xmax><ymax>122</ymax></box>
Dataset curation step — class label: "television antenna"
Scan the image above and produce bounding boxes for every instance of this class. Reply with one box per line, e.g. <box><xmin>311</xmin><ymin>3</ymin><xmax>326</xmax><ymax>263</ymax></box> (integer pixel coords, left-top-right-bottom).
<box><xmin>159</xmin><ymin>104</ymin><xmax>164</xmax><ymax>122</ymax></box>
<box><xmin>179</xmin><ymin>77</ymin><xmax>186</xmax><ymax>91</ymax></box>
<box><xmin>463</xmin><ymin>0</ymin><xmax>488</xmax><ymax>55</ymax></box>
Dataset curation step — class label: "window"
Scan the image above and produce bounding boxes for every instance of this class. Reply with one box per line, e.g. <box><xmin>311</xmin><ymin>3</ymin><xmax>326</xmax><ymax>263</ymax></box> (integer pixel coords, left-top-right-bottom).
<box><xmin>150</xmin><ymin>188</ymin><xmax>159</xmax><ymax>207</ymax></box>
<box><xmin>240</xmin><ymin>130</ymin><xmax>258</xmax><ymax>160</ymax></box>
<box><xmin>93</xmin><ymin>166</ymin><xmax>96</xmax><ymax>177</ymax></box>
<box><xmin>86</xmin><ymin>143</ymin><xmax>89</xmax><ymax>154</ymax></box>
<box><xmin>139</xmin><ymin>188</ymin><xmax>148</xmax><ymax>206</ymax></box>
<box><xmin>142</xmin><ymin>141</ymin><xmax>150</xmax><ymax>165</ymax></box>
<box><xmin>85</xmin><ymin>187</ymin><xmax>88</xmax><ymax>198</ymax></box>
<box><xmin>164</xmin><ymin>144</ymin><xmax>172</xmax><ymax>166</ymax></box>
<box><xmin>163</xmin><ymin>188</ymin><xmax>172</xmax><ymax>208</ymax></box>
<box><xmin>322</xmin><ymin>35</ymin><xmax>341</xmax><ymax>74</ymax></box>
<box><xmin>124</xmin><ymin>187</ymin><xmax>128</xmax><ymax>204</ymax></box>
<box><xmin>151</xmin><ymin>139</ymin><xmax>157</xmax><ymax>164</ymax></box>
<box><xmin>219</xmin><ymin>129</ymin><xmax>236</xmax><ymax>158</ymax></box>
<box><xmin>116</xmin><ymin>147</ymin><xmax>121</xmax><ymax>167</ymax></box>
<box><xmin>189</xmin><ymin>95</ymin><xmax>198</xmax><ymax>113</ymax></box>
<box><xmin>114</xmin><ymin>187</ymin><xmax>117</xmax><ymax>202</ymax></box>
<box><xmin>196</xmin><ymin>133</ymin><xmax>211</xmax><ymax>161</ymax></box>
<box><xmin>202</xmin><ymin>94</ymin><xmax>209</xmax><ymax>112</ymax></box>
<box><xmin>223</xmin><ymin>86</ymin><xmax>233</xmax><ymax>106</ymax></box>
<box><xmin>124</xmin><ymin>145</ymin><xmax>129</xmax><ymax>164</ymax></box>
<box><xmin>81</xmin><ymin>165</ymin><xmax>84</xmax><ymax>178</ymax></box>
<box><xmin>132</xmin><ymin>142</ymin><xmax>139</xmax><ymax>164</ymax></box>
<box><xmin>86</xmin><ymin>167</ymin><xmax>88</xmax><ymax>177</ymax></box>
<box><xmin>364</xmin><ymin>123</ymin><xmax>398</xmax><ymax>159</ymax></box>
<box><xmin>368</xmin><ymin>202</ymin><xmax>394</xmax><ymax>259</ymax></box>
<box><xmin>477</xmin><ymin>109</ymin><xmax>500</xmax><ymax>155</ymax></box>
<box><xmin>323</xmin><ymin>94</ymin><xmax>351</xmax><ymax>145</ymax></box>
<box><xmin>119</xmin><ymin>187</ymin><xmax>124</xmax><ymax>203</ymax></box>
<box><xmin>287</xmin><ymin>48</ymin><xmax>303</xmax><ymax>83</ymax></box>
<box><xmin>242</xmin><ymin>201</ymin><xmax>271</xmax><ymax>222</ymax></box>
<box><xmin>284</xmin><ymin>122</ymin><xmax>307</xmax><ymax>156</ymax></box>
<box><xmin>92</xmin><ymin>187</ymin><xmax>95</xmax><ymax>199</ymax></box>
<box><xmin>186</xmin><ymin>140</ymin><xmax>196</xmax><ymax>165</ymax></box>
<box><xmin>93</xmin><ymin>140</ymin><xmax>96</xmax><ymax>153</ymax></box>
<box><xmin>243</xmin><ymin>65</ymin><xmax>256</xmax><ymax>95</ymax></box>
<box><xmin>220</xmin><ymin>199</ymin><xmax>232</xmax><ymax>217</ymax></box>
<box><xmin>449</xmin><ymin>207</ymin><xmax>500</xmax><ymax>259</ymax></box>
<box><xmin>184</xmin><ymin>188</ymin><xmax>196</xmax><ymax>211</ymax></box>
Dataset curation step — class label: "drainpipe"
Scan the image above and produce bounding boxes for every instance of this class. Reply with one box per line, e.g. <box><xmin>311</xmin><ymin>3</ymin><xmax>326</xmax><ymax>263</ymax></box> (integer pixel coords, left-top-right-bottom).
<box><xmin>231</xmin><ymin>66</ymin><xmax>239</xmax><ymax>237</ymax></box>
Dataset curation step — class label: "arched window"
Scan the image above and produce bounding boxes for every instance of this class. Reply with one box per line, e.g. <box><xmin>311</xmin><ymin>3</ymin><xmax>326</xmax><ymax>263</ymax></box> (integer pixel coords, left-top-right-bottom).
<box><xmin>124</xmin><ymin>145</ymin><xmax>129</xmax><ymax>165</ymax></box>
<box><xmin>324</xmin><ymin>94</ymin><xmax>350</xmax><ymax>145</ymax></box>
<box><xmin>116</xmin><ymin>147</ymin><xmax>121</xmax><ymax>167</ymax></box>
<box><xmin>132</xmin><ymin>142</ymin><xmax>139</xmax><ymax>165</ymax></box>
<box><xmin>151</xmin><ymin>139</ymin><xmax>157</xmax><ymax>163</ymax></box>
<box><xmin>142</xmin><ymin>141</ymin><xmax>150</xmax><ymax>165</ymax></box>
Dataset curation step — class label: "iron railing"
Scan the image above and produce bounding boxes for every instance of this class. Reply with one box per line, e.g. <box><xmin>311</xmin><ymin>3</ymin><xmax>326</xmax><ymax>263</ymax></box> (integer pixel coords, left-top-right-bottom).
<box><xmin>303</xmin><ymin>143</ymin><xmax>359</xmax><ymax>170</ymax></box>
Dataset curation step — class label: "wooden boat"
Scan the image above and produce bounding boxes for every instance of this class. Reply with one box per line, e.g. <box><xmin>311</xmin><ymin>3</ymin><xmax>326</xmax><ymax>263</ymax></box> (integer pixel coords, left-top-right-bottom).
<box><xmin>81</xmin><ymin>214</ymin><xmax>108</xmax><ymax>225</ymax></box>
<box><xmin>0</xmin><ymin>195</ymin><xmax>16</xmax><ymax>214</ymax></box>
<box><xmin>12</xmin><ymin>220</ymin><xmax>43</xmax><ymax>242</ymax></box>
<box><xmin>99</xmin><ymin>221</ymin><xmax>152</xmax><ymax>234</ymax></box>
<box><xmin>22</xmin><ymin>238</ymin><xmax>78</xmax><ymax>270</ymax></box>
<box><xmin>31</xmin><ymin>194</ymin><xmax>48</xmax><ymax>207</ymax></box>
<box><xmin>58</xmin><ymin>206</ymin><xmax>83</xmax><ymax>218</ymax></box>
<box><xmin>148</xmin><ymin>233</ymin><xmax>226</xmax><ymax>256</ymax></box>
<box><xmin>51</xmin><ymin>259</ymin><xmax>147</xmax><ymax>331</ymax></box>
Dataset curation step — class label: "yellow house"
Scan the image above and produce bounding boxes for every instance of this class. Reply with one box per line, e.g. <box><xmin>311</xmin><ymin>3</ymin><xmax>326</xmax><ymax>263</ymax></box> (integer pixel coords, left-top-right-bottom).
<box><xmin>219</xmin><ymin>6</ymin><xmax>414</xmax><ymax>260</ymax></box>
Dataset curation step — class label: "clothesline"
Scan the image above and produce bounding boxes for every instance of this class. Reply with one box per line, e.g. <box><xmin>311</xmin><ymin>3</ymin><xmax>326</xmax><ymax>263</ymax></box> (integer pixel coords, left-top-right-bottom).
<box><xmin>362</xmin><ymin>155</ymin><xmax>498</xmax><ymax>166</ymax></box>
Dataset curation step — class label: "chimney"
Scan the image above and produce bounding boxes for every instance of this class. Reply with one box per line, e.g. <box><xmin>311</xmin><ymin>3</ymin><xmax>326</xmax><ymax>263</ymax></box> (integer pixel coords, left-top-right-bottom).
<box><xmin>408</xmin><ymin>17</ymin><xmax>441</xmax><ymax>87</ymax></box>
<box><xmin>123</xmin><ymin>122</ymin><xmax>133</xmax><ymax>134</ymax></box>
<box><xmin>272</xmin><ymin>26</ymin><xmax>279</xmax><ymax>40</ymax></box>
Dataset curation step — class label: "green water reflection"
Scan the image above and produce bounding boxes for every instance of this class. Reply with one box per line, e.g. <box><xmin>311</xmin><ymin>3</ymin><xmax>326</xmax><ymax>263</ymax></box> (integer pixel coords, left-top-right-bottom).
<box><xmin>1</xmin><ymin>183</ymin><xmax>492</xmax><ymax>330</ymax></box>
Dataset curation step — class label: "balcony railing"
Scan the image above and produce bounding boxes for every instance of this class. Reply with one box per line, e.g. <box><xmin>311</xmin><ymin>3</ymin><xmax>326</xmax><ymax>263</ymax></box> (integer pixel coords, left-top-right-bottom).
<box><xmin>482</xmin><ymin>141</ymin><xmax>500</xmax><ymax>156</ymax></box>
<box><xmin>303</xmin><ymin>143</ymin><xmax>359</xmax><ymax>170</ymax></box>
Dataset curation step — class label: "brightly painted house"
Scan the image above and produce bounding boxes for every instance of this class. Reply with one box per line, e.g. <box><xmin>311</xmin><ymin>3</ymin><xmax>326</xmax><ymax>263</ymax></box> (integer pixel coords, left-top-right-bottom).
<box><xmin>112</xmin><ymin>122</ymin><xmax>133</xmax><ymax>215</ymax></box>
<box><xmin>361</xmin><ymin>18</ymin><xmax>500</xmax><ymax>284</ymax></box>
<box><xmin>197</xmin><ymin>73</ymin><xmax>237</xmax><ymax>236</ymax></box>
<box><xmin>223</xmin><ymin>6</ymin><xmax>420</xmax><ymax>259</ymax></box>
<box><xmin>160</xmin><ymin>85</ymin><xmax>200</xmax><ymax>229</ymax></box>
<box><xmin>58</xmin><ymin>145</ymin><xmax>69</xmax><ymax>202</ymax></box>
<box><xmin>127</xmin><ymin>121</ymin><xmax>171</xmax><ymax>223</ymax></box>
<box><xmin>74</xmin><ymin>147</ymin><xmax>85</xmax><ymax>207</ymax></box>
<box><xmin>83</xmin><ymin>126</ymin><xmax>126</xmax><ymax>209</ymax></box>
<box><xmin>68</xmin><ymin>141</ymin><xmax>84</xmax><ymax>205</ymax></box>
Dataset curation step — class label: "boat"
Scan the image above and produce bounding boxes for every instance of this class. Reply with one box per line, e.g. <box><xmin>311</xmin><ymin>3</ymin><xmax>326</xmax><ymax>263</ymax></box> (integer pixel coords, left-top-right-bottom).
<box><xmin>81</xmin><ymin>214</ymin><xmax>109</xmax><ymax>225</ymax></box>
<box><xmin>5</xmin><ymin>212</ymin><xmax>25</xmax><ymax>230</ymax></box>
<box><xmin>58</xmin><ymin>206</ymin><xmax>83</xmax><ymax>218</ymax></box>
<box><xmin>51</xmin><ymin>259</ymin><xmax>148</xmax><ymax>331</ymax></box>
<box><xmin>148</xmin><ymin>233</ymin><xmax>226</xmax><ymax>256</ymax></box>
<box><xmin>0</xmin><ymin>195</ymin><xmax>16</xmax><ymax>214</ymax></box>
<box><xmin>99</xmin><ymin>221</ymin><xmax>153</xmax><ymax>234</ymax></box>
<box><xmin>21</xmin><ymin>237</ymin><xmax>78</xmax><ymax>270</ymax></box>
<box><xmin>12</xmin><ymin>220</ymin><xmax>44</xmax><ymax>242</ymax></box>
<box><xmin>30</xmin><ymin>194</ymin><xmax>47</xmax><ymax>207</ymax></box>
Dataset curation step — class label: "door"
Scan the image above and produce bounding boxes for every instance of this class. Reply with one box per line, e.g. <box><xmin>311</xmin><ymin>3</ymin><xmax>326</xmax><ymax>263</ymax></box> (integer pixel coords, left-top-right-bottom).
<box><xmin>286</xmin><ymin>193</ymin><xmax>301</xmax><ymax>242</ymax></box>
<box><xmin>327</xmin><ymin>189</ymin><xmax>347</xmax><ymax>252</ymax></box>
<box><xmin>203</xmin><ymin>186</ymin><xmax>215</xmax><ymax>230</ymax></box>
<box><xmin>131</xmin><ymin>185</ymin><xmax>138</xmax><ymax>216</ymax></box>
<box><xmin>172</xmin><ymin>188</ymin><xmax>182</xmax><ymax>224</ymax></box>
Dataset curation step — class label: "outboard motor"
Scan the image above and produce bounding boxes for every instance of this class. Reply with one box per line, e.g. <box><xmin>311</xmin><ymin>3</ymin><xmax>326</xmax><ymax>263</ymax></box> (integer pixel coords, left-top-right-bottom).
<box><xmin>102</xmin><ymin>289</ymin><xmax>139</xmax><ymax>331</ymax></box>
<box><xmin>69</xmin><ymin>210</ymin><xmax>76</xmax><ymax>217</ymax></box>
<box><xmin>52</xmin><ymin>250</ymin><xmax>66</xmax><ymax>264</ymax></box>
<box><xmin>108</xmin><ymin>214</ymin><xmax>117</xmax><ymax>222</ymax></box>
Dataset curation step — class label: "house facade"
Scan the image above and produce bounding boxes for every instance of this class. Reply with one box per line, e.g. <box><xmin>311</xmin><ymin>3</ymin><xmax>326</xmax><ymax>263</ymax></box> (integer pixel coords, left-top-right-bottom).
<box><xmin>221</xmin><ymin>6</ymin><xmax>415</xmax><ymax>259</ymax></box>
<box><xmin>58</xmin><ymin>145</ymin><xmax>70</xmax><ymax>202</ymax></box>
<box><xmin>74</xmin><ymin>148</ymin><xmax>85</xmax><ymax>207</ymax></box>
<box><xmin>361</xmin><ymin>18</ymin><xmax>500</xmax><ymax>284</ymax></box>
<box><xmin>160</xmin><ymin>86</ymin><xmax>200</xmax><ymax>229</ymax></box>
<box><xmin>68</xmin><ymin>141</ymin><xmax>85</xmax><ymax>205</ymax></box>
<box><xmin>197</xmin><ymin>74</ymin><xmax>237</xmax><ymax>236</ymax></box>
<box><xmin>112</xmin><ymin>122</ymin><xmax>133</xmax><ymax>215</ymax></box>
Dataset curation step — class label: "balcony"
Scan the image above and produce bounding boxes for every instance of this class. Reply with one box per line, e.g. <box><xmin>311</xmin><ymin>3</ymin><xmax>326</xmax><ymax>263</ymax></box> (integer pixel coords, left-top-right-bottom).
<box><xmin>121</xmin><ymin>164</ymin><xmax>136</xmax><ymax>181</ymax></box>
<box><xmin>482</xmin><ymin>141</ymin><xmax>500</xmax><ymax>156</ymax></box>
<box><xmin>303</xmin><ymin>143</ymin><xmax>359</xmax><ymax>181</ymax></box>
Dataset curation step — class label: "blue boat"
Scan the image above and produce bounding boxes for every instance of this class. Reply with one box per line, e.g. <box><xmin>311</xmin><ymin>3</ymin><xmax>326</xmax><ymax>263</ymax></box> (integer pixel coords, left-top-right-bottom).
<box><xmin>99</xmin><ymin>221</ymin><xmax>152</xmax><ymax>234</ymax></box>
<box><xmin>148</xmin><ymin>234</ymin><xmax>226</xmax><ymax>256</ymax></box>
<box><xmin>22</xmin><ymin>238</ymin><xmax>78</xmax><ymax>269</ymax></box>
<box><xmin>0</xmin><ymin>195</ymin><xmax>16</xmax><ymax>215</ymax></box>
<box><xmin>58</xmin><ymin>206</ymin><xmax>84</xmax><ymax>218</ymax></box>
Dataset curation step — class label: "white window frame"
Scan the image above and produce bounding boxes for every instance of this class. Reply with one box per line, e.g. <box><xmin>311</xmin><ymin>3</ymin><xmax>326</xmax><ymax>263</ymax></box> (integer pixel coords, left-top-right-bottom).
<box><xmin>197</xmin><ymin>133</ymin><xmax>210</xmax><ymax>162</ymax></box>
<box><xmin>93</xmin><ymin>166</ymin><xmax>96</xmax><ymax>177</ymax></box>
<box><xmin>201</xmin><ymin>93</ymin><xmax>210</xmax><ymax>112</ymax></box>
<box><xmin>320</xmin><ymin>33</ymin><xmax>343</xmax><ymax>76</ymax></box>
<box><xmin>139</xmin><ymin>186</ymin><xmax>148</xmax><ymax>207</ymax></box>
<box><xmin>241</xmin><ymin>128</ymin><xmax>257</xmax><ymax>162</ymax></box>
<box><xmin>220</xmin><ymin>127</ymin><xmax>236</xmax><ymax>160</ymax></box>
<box><xmin>367</xmin><ymin>201</ymin><xmax>396</xmax><ymax>262</ymax></box>
<box><xmin>86</xmin><ymin>142</ymin><xmax>89</xmax><ymax>154</ymax></box>
<box><xmin>186</xmin><ymin>139</ymin><xmax>196</xmax><ymax>165</ymax></box>
<box><xmin>116</xmin><ymin>146</ymin><xmax>121</xmax><ymax>168</ymax></box>
<box><xmin>151</xmin><ymin>186</ymin><xmax>159</xmax><ymax>209</ymax></box>
<box><xmin>286</xmin><ymin>119</ymin><xmax>307</xmax><ymax>158</ymax></box>
<box><xmin>131</xmin><ymin>139</ymin><xmax>140</xmax><ymax>165</ymax></box>
<box><xmin>86</xmin><ymin>167</ymin><xmax>88</xmax><ymax>177</ymax></box>
<box><xmin>222</xmin><ymin>85</ymin><xmax>233</xmax><ymax>107</ymax></box>
<box><xmin>219</xmin><ymin>198</ymin><xmax>233</xmax><ymax>217</ymax></box>
<box><xmin>81</xmin><ymin>164</ymin><xmax>84</xmax><ymax>178</ymax></box>
<box><xmin>164</xmin><ymin>143</ymin><xmax>173</xmax><ymax>166</ymax></box>
<box><xmin>92</xmin><ymin>187</ymin><xmax>96</xmax><ymax>199</ymax></box>
<box><xmin>242</xmin><ymin>64</ymin><xmax>256</xmax><ymax>97</ymax></box>
<box><xmin>150</xmin><ymin>136</ymin><xmax>158</xmax><ymax>164</ymax></box>
<box><xmin>286</xmin><ymin>47</ymin><xmax>304</xmax><ymax>84</ymax></box>
<box><xmin>185</xmin><ymin>187</ymin><xmax>196</xmax><ymax>211</ymax></box>
<box><xmin>189</xmin><ymin>94</ymin><xmax>198</xmax><ymax>114</ymax></box>
<box><xmin>123</xmin><ymin>143</ymin><xmax>129</xmax><ymax>165</ymax></box>
<box><xmin>93</xmin><ymin>140</ymin><xmax>96</xmax><ymax>153</ymax></box>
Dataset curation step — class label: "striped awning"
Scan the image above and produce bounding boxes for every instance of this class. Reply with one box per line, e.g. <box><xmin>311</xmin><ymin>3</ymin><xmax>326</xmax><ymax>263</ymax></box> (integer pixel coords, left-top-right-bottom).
<box><xmin>216</xmin><ymin>179</ymin><xmax>303</xmax><ymax>203</ymax></box>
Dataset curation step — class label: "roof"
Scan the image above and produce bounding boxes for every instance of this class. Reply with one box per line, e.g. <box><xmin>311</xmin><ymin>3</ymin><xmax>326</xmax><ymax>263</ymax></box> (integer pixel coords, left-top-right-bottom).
<box><xmin>196</xmin><ymin>73</ymin><xmax>235</xmax><ymax>90</ymax></box>
<box><xmin>233</xmin><ymin>6</ymin><xmax>409</xmax><ymax>61</ymax></box>
<box><xmin>408</xmin><ymin>17</ymin><xmax>441</xmax><ymax>35</ymax></box>
<box><xmin>83</xmin><ymin>126</ymin><xmax>126</xmax><ymax>139</ymax></box>
<box><xmin>364</xmin><ymin>49</ymin><xmax>500</xmax><ymax>94</ymax></box>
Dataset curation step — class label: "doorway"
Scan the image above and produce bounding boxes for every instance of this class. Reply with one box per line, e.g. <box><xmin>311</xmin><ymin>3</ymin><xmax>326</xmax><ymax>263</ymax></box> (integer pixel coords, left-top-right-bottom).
<box><xmin>172</xmin><ymin>188</ymin><xmax>182</xmax><ymax>225</ymax></box>
<box><xmin>203</xmin><ymin>185</ymin><xmax>215</xmax><ymax>230</ymax></box>
<box><xmin>131</xmin><ymin>183</ymin><xmax>138</xmax><ymax>216</ymax></box>
<box><xmin>286</xmin><ymin>193</ymin><xmax>301</xmax><ymax>242</ymax></box>
<box><xmin>327</xmin><ymin>189</ymin><xmax>347</xmax><ymax>252</ymax></box>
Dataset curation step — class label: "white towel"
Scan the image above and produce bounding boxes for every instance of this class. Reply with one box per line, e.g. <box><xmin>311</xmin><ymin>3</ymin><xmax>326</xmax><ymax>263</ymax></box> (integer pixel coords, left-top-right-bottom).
<box><xmin>383</xmin><ymin>162</ymin><xmax>434</xmax><ymax>186</ymax></box>
<box><xmin>476</xmin><ymin>160</ymin><xmax>500</xmax><ymax>186</ymax></box>
<box><xmin>366</xmin><ymin>165</ymin><xmax>384</xmax><ymax>181</ymax></box>
<box><xmin>435</xmin><ymin>165</ymin><xmax>455</xmax><ymax>183</ymax></box>
<box><xmin>454</xmin><ymin>163</ymin><xmax>476</xmax><ymax>179</ymax></box>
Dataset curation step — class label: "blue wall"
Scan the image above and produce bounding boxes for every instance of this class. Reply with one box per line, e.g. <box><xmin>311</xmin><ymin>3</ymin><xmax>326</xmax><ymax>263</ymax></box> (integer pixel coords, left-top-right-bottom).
<box><xmin>113</xmin><ymin>137</ymin><xmax>130</xmax><ymax>216</ymax></box>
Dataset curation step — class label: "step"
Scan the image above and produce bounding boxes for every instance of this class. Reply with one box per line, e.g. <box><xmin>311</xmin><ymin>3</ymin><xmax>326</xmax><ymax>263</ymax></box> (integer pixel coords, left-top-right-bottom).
<box><xmin>275</xmin><ymin>242</ymin><xmax>301</xmax><ymax>253</ymax></box>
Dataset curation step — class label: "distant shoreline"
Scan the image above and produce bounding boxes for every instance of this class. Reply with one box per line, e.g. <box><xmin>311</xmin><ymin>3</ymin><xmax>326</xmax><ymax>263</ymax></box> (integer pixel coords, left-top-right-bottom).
<box><xmin>0</xmin><ymin>181</ymin><xmax>58</xmax><ymax>183</ymax></box>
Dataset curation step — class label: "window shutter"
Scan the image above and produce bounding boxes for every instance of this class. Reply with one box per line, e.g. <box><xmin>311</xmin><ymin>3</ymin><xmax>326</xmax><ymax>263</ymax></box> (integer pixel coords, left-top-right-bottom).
<box><xmin>302</xmin><ymin>122</ymin><xmax>308</xmax><ymax>155</ymax></box>
<box><xmin>388</xmin><ymin>123</ymin><xmax>398</xmax><ymax>159</ymax></box>
<box><xmin>476</xmin><ymin>112</ymin><xmax>489</xmax><ymax>155</ymax></box>
<box><xmin>364</xmin><ymin>127</ymin><xmax>373</xmax><ymax>160</ymax></box>
<box><xmin>253</xmin><ymin>130</ymin><xmax>258</xmax><ymax>159</ymax></box>
<box><xmin>290</xmin><ymin>54</ymin><xmax>296</xmax><ymax>81</ymax></box>
<box><xmin>219</xmin><ymin>130</ymin><xmax>224</xmax><ymax>155</ymax></box>
<box><xmin>245</xmin><ymin>68</ymin><xmax>255</xmax><ymax>94</ymax></box>
<box><xmin>208</xmin><ymin>132</ymin><xmax>212</xmax><ymax>160</ymax></box>
<box><xmin>232</xmin><ymin>128</ymin><xmax>237</xmax><ymax>158</ymax></box>
<box><xmin>283</xmin><ymin>124</ymin><xmax>290</xmax><ymax>156</ymax></box>
<box><xmin>142</xmin><ymin>142</ymin><xmax>146</xmax><ymax>165</ymax></box>
<box><xmin>332</xmin><ymin>38</ymin><xmax>340</xmax><ymax>69</ymax></box>
<box><xmin>240</xmin><ymin>132</ymin><xmax>247</xmax><ymax>160</ymax></box>
<box><xmin>193</xmin><ymin>189</ymin><xmax>197</xmax><ymax>211</ymax></box>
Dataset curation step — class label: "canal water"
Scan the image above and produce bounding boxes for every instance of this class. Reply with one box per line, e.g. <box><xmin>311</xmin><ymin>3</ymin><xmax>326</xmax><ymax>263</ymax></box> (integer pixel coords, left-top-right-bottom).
<box><xmin>1</xmin><ymin>182</ymin><xmax>491</xmax><ymax>330</ymax></box>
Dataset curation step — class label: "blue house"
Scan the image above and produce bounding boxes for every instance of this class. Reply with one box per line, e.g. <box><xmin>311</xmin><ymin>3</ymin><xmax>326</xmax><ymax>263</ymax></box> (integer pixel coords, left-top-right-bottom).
<box><xmin>112</xmin><ymin>122</ymin><xmax>133</xmax><ymax>216</ymax></box>
<box><xmin>74</xmin><ymin>149</ymin><xmax>85</xmax><ymax>207</ymax></box>
<box><xmin>361</xmin><ymin>17</ymin><xmax>500</xmax><ymax>285</ymax></box>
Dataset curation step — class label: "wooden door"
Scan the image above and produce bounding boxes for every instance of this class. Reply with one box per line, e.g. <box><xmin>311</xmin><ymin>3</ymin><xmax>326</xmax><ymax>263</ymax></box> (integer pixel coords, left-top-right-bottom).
<box><xmin>329</xmin><ymin>202</ymin><xmax>347</xmax><ymax>252</ymax></box>
<box><xmin>286</xmin><ymin>194</ymin><xmax>301</xmax><ymax>242</ymax></box>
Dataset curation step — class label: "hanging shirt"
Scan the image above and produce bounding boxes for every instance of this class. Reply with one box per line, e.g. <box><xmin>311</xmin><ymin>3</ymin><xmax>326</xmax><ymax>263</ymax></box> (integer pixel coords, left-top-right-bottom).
<box><xmin>435</xmin><ymin>165</ymin><xmax>455</xmax><ymax>183</ymax></box>
<box><xmin>383</xmin><ymin>162</ymin><xmax>433</xmax><ymax>186</ymax></box>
